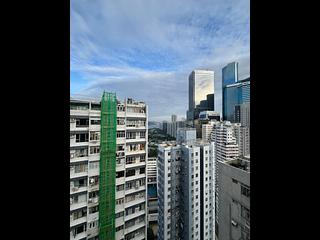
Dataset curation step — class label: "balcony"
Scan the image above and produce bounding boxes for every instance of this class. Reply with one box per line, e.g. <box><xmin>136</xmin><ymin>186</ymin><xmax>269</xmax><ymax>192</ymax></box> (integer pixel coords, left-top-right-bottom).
<box><xmin>90</xmin><ymin>124</ymin><xmax>100</xmax><ymax>131</ymax></box>
<box><xmin>70</xmin><ymin>155</ymin><xmax>89</xmax><ymax>163</ymax></box>
<box><xmin>70</xmin><ymin>138</ymin><xmax>89</xmax><ymax>147</ymax></box>
<box><xmin>116</xmin><ymin>163</ymin><xmax>125</xmax><ymax>172</ymax></box>
<box><xmin>126</xmin><ymin>112</ymin><xmax>147</xmax><ymax>118</ymax></box>
<box><xmin>126</xmin><ymin>150</ymin><xmax>146</xmax><ymax>156</ymax></box>
<box><xmin>70</xmin><ymin>231</ymin><xmax>86</xmax><ymax>240</ymax></box>
<box><xmin>88</xmin><ymin>184</ymin><xmax>99</xmax><ymax>192</ymax></box>
<box><xmin>87</xmin><ymin>212</ymin><xmax>99</xmax><ymax>222</ymax></box>
<box><xmin>124</xmin><ymin>209</ymin><xmax>146</xmax><ymax>222</ymax></box>
<box><xmin>88</xmin><ymin>197</ymin><xmax>99</xmax><ymax>206</ymax></box>
<box><xmin>125</xmin><ymin>161</ymin><xmax>145</xmax><ymax>169</ymax></box>
<box><xmin>125</xmin><ymin>137</ymin><xmax>146</xmax><ymax>144</ymax></box>
<box><xmin>116</xmin><ymin>190</ymin><xmax>125</xmax><ymax>199</ymax></box>
<box><xmin>116</xmin><ymin>229</ymin><xmax>125</xmax><ymax>240</ymax></box>
<box><xmin>86</xmin><ymin>228</ymin><xmax>99</xmax><ymax>239</ymax></box>
<box><xmin>125</xmin><ymin>125</ymin><xmax>146</xmax><ymax>130</ymax></box>
<box><xmin>125</xmin><ymin>197</ymin><xmax>145</xmax><ymax>209</ymax></box>
<box><xmin>116</xmin><ymin>177</ymin><xmax>125</xmax><ymax>186</ymax></box>
<box><xmin>70</xmin><ymin>201</ymin><xmax>87</xmax><ymax>211</ymax></box>
<box><xmin>148</xmin><ymin>213</ymin><xmax>158</xmax><ymax>222</ymax></box>
<box><xmin>116</xmin><ymin>217</ymin><xmax>125</xmax><ymax>228</ymax></box>
<box><xmin>70</xmin><ymin>186</ymin><xmax>87</xmax><ymax>195</ymax></box>
<box><xmin>88</xmin><ymin>168</ymin><xmax>99</xmax><ymax>177</ymax></box>
<box><xmin>117</xmin><ymin>137</ymin><xmax>126</xmax><ymax>145</ymax></box>
<box><xmin>117</xmin><ymin>124</ymin><xmax>126</xmax><ymax>131</ymax></box>
<box><xmin>124</xmin><ymin>220</ymin><xmax>145</xmax><ymax>235</ymax></box>
<box><xmin>125</xmin><ymin>174</ymin><xmax>146</xmax><ymax>182</ymax></box>
<box><xmin>116</xmin><ymin>204</ymin><xmax>125</xmax><ymax>213</ymax></box>
<box><xmin>70</xmin><ymin>216</ymin><xmax>87</xmax><ymax>228</ymax></box>
<box><xmin>70</xmin><ymin>170</ymin><xmax>88</xmax><ymax>179</ymax></box>
<box><xmin>125</xmin><ymin>185</ymin><xmax>146</xmax><ymax>195</ymax></box>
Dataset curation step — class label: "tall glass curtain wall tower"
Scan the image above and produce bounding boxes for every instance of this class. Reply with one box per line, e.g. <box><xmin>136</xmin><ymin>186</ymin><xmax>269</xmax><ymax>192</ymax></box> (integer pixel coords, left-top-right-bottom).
<box><xmin>222</xmin><ymin>62</ymin><xmax>238</xmax><ymax>87</ymax></box>
<box><xmin>223</xmin><ymin>79</ymin><xmax>250</xmax><ymax>122</ymax></box>
<box><xmin>188</xmin><ymin>70</ymin><xmax>214</xmax><ymax>120</ymax></box>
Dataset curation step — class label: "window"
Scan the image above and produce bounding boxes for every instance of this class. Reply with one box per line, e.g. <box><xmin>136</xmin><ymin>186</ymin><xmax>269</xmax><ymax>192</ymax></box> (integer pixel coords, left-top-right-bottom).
<box><xmin>195</xmin><ymin>152</ymin><xmax>198</xmax><ymax>156</ymax></box>
<box><xmin>91</xmin><ymin>119</ymin><xmax>100</xmax><ymax>125</ymax></box>
<box><xmin>90</xmin><ymin>146</ymin><xmax>100</xmax><ymax>154</ymax></box>
<box><xmin>116</xmin><ymin>212</ymin><xmax>124</xmax><ymax>218</ymax></box>
<box><xmin>89</xmin><ymin>206</ymin><xmax>98</xmax><ymax>214</ymax></box>
<box><xmin>140</xmin><ymin>167</ymin><xmax>145</xmax><ymax>174</ymax></box>
<box><xmin>232</xmin><ymin>178</ymin><xmax>238</xmax><ymax>184</ymax></box>
<box><xmin>116</xmin><ymin>171</ymin><xmax>125</xmax><ymax>178</ymax></box>
<box><xmin>76</xmin><ymin>133</ymin><xmax>88</xmax><ymax>143</ymax></box>
<box><xmin>241</xmin><ymin>185</ymin><xmax>250</xmax><ymax>197</ymax></box>
<box><xmin>241</xmin><ymin>206</ymin><xmax>250</xmax><ymax>221</ymax></box>
<box><xmin>116</xmin><ymin>198</ymin><xmax>124</xmax><ymax>205</ymax></box>
<box><xmin>90</xmin><ymin>131</ymin><xmax>100</xmax><ymax>141</ymax></box>
<box><xmin>76</xmin><ymin>118</ymin><xmax>89</xmax><ymax>127</ymax></box>
<box><xmin>116</xmin><ymin>225</ymin><xmax>124</xmax><ymax>232</ymax></box>
<box><xmin>116</xmin><ymin>184</ymin><xmax>124</xmax><ymax>191</ymax></box>
<box><xmin>72</xmin><ymin>208</ymin><xmax>87</xmax><ymax>220</ymax></box>
<box><xmin>126</xmin><ymin>169</ymin><xmax>135</xmax><ymax>177</ymax></box>
<box><xmin>117</xmin><ymin>131</ymin><xmax>125</xmax><ymax>138</ymax></box>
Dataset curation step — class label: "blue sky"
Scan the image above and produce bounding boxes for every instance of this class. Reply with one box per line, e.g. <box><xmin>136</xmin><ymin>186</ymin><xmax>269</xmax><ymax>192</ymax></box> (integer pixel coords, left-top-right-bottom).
<box><xmin>71</xmin><ymin>0</ymin><xmax>250</xmax><ymax>121</ymax></box>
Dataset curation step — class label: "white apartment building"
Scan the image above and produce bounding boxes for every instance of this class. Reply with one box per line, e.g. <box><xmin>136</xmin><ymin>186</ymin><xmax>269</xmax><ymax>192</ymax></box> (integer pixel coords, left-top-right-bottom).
<box><xmin>202</xmin><ymin>120</ymin><xmax>219</xmax><ymax>142</ymax></box>
<box><xmin>157</xmin><ymin>129</ymin><xmax>215</xmax><ymax>240</ymax></box>
<box><xmin>70</xmin><ymin>96</ymin><xmax>148</xmax><ymax>240</ymax></box>
<box><xmin>209</xmin><ymin>121</ymin><xmax>240</xmax><ymax>237</ymax></box>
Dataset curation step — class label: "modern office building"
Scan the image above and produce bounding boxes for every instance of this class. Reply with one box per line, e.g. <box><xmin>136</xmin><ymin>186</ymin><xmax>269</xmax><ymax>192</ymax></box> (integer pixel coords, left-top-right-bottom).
<box><xmin>157</xmin><ymin>130</ymin><xmax>215</xmax><ymax>240</ymax></box>
<box><xmin>70</xmin><ymin>93</ymin><xmax>148</xmax><ymax>240</ymax></box>
<box><xmin>217</xmin><ymin>156</ymin><xmax>250</xmax><ymax>240</ymax></box>
<box><xmin>188</xmin><ymin>70</ymin><xmax>214</xmax><ymax>121</ymax></box>
<box><xmin>235</xmin><ymin>102</ymin><xmax>250</xmax><ymax>127</ymax></box>
<box><xmin>223</xmin><ymin>78</ymin><xmax>250</xmax><ymax>122</ymax></box>
<box><xmin>147</xmin><ymin>157</ymin><xmax>158</xmax><ymax>237</ymax></box>
<box><xmin>222</xmin><ymin>62</ymin><xmax>238</xmax><ymax>87</ymax></box>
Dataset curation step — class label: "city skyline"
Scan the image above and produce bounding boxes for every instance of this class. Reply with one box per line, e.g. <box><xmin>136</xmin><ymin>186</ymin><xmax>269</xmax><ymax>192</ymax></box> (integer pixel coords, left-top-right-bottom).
<box><xmin>71</xmin><ymin>0</ymin><xmax>250</xmax><ymax>121</ymax></box>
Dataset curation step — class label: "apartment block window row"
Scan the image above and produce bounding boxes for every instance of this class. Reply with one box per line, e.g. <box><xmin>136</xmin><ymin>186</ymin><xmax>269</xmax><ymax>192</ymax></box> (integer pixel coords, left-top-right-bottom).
<box><xmin>76</xmin><ymin>118</ymin><xmax>89</xmax><ymax>127</ymax></box>
<box><xmin>70</xmin><ymin>163</ymin><xmax>87</xmax><ymax>174</ymax></box>
<box><xmin>90</xmin><ymin>131</ymin><xmax>100</xmax><ymax>141</ymax></box>
<box><xmin>126</xmin><ymin>106</ymin><xmax>146</xmax><ymax>113</ymax></box>
<box><xmin>117</xmin><ymin>117</ymin><xmax>125</xmax><ymax>125</ymax></box>
<box><xmin>75</xmin><ymin>133</ymin><xmax>89</xmax><ymax>143</ymax></box>
<box><xmin>70</xmin><ymin>147</ymin><xmax>88</xmax><ymax>159</ymax></box>
<box><xmin>90</xmin><ymin>146</ymin><xmax>100</xmax><ymax>154</ymax></box>
<box><xmin>71</xmin><ymin>208</ymin><xmax>87</xmax><ymax>221</ymax></box>
<box><xmin>126</xmin><ymin>119</ymin><xmax>146</xmax><ymax>127</ymax></box>
<box><xmin>126</xmin><ymin>143</ymin><xmax>145</xmax><ymax>152</ymax></box>
<box><xmin>117</xmin><ymin>131</ymin><xmax>125</xmax><ymax>138</ymax></box>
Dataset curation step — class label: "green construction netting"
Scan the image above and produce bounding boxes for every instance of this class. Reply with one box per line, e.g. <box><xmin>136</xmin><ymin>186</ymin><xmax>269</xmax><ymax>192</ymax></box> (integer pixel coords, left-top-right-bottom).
<box><xmin>99</xmin><ymin>91</ymin><xmax>117</xmax><ymax>240</ymax></box>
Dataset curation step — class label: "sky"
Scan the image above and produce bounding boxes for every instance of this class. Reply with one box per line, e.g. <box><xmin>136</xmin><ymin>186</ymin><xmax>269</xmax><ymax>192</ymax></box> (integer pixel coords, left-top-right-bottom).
<box><xmin>71</xmin><ymin>0</ymin><xmax>250</xmax><ymax>121</ymax></box>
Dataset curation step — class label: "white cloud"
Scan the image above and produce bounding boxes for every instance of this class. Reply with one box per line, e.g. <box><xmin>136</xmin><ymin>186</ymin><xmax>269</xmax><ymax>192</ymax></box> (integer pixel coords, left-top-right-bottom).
<box><xmin>71</xmin><ymin>0</ymin><xmax>250</xmax><ymax>121</ymax></box>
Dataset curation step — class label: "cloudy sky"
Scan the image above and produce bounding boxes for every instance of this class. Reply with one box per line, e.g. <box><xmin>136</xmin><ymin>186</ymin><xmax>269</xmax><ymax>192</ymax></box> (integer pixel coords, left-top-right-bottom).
<box><xmin>71</xmin><ymin>0</ymin><xmax>250</xmax><ymax>121</ymax></box>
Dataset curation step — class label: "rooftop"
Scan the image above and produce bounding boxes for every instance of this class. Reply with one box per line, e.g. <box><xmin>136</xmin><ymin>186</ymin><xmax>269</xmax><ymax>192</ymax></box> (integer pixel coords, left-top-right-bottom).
<box><xmin>226</xmin><ymin>157</ymin><xmax>250</xmax><ymax>172</ymax></box>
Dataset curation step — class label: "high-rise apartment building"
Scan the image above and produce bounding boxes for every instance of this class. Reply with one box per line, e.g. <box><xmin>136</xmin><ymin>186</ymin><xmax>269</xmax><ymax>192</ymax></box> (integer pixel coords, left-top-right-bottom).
<box><xmin>157</xmin><ymin>129</ymin><xmax>215</xmax><ymax>240</ymax></box>
<box><xmin>70</xmin><ymin>93</ymin><xmax>148</xmax><ymax>240</ymax></box>
<box><xmin>188</xmin><ymin>70</ymin><xmax>214</xmax><ymax>120</ymax></box>
<box><xmin>217</xmin><ymin>157</ymin><xmax>250</xmax><ymax>240</ymax></box>
<box><xmin>223</xmin><ymin>78</ymin><xmax>250</xmax><ymax>122</ymax></box>
<box><xmin>235</xmin><ymin>102</ymin><xmax>250</xmax><ymax>127</ymax></box>
<box><xmin>234</xmin><ymin>125</ymin><xmax>250</xmax><ymax>157</ymax></box>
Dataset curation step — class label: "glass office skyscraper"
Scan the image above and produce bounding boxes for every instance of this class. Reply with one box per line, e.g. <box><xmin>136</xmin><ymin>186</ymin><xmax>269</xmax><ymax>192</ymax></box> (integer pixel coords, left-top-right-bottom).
<box><xmin>223</xmin><ymin>78</ymin><xmax>250</xmax><ymax>122</ymax></box>
<box><xmin>222</xmin><ymin>62</ymin><xmax>238</xmax><ymax>87</ymax></box>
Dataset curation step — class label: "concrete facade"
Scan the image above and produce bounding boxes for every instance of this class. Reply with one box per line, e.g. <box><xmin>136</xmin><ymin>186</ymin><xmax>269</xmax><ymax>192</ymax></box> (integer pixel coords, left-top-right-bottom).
<box><xmin>217</xmin><ymin>157</ymin><xmax>250</xmax><ymax>240</ymax></box>
<box><xmin>70</xmin><ymin>97</ymin><xmax>148</xmax><ymax>240</ymax></box>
